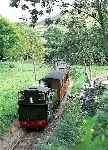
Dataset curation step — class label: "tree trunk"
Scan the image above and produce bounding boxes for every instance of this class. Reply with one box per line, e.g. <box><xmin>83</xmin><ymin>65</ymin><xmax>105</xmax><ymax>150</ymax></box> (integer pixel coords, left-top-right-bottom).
<box><xmin>32</xmin><ymin>54</ymin><xmax>36</xmax><ymax>82</ymax></box>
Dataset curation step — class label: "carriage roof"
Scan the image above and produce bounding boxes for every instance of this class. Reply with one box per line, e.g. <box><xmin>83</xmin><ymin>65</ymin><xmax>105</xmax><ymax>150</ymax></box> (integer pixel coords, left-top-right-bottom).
<box><xmin>42</xmin><ymin>70</ymin><xmax>68</xmax><ymax>81</ymax></box>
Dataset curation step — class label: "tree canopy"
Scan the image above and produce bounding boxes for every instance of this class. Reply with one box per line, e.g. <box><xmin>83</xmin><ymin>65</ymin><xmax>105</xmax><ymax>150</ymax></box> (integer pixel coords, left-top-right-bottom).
<box><xmin>9</xmin><ymin>0</ymin><xmax>108</xmax><ymax>65</ymax></box>
<box><xmin>0</xmin><ymin>16</ymin><xmax>45</xmax><ymax>62</ymax></box>
<box><xmin>0</xmin><ymin>16</ymin><xmax>18</xmax><ymax>60</ymax></box>
<box><xmin>44</xmin><ymin>2</ymin><xmax>108</xmax><ymax>65</ymax></box>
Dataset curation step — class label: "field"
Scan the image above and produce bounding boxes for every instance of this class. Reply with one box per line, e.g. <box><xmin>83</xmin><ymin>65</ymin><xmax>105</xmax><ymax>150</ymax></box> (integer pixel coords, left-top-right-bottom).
<box><xmin>0</xmin><ymin>62</ymin><xmax>51</xmax><ymax>132</ymax></box>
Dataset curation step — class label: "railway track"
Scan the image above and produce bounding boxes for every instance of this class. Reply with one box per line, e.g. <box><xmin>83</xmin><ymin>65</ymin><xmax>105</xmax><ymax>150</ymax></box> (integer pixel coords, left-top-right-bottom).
<box><xmin>8</xmin><ymin>107</ymin><xmax>66</xmax><ymax>150</ymax></box>
<box><xmin>8</xmin><ymin>131</ymin><xmax>43</xmax><ymax>150</ymax></box>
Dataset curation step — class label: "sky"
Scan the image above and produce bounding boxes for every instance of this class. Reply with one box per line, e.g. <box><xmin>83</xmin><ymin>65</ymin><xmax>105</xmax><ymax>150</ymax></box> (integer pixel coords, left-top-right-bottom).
<box><xmin>0</xmin><ymin>0</ymin><xmax>22</xmax><ymax>22</ymax></box>
<box><xmin>0</xmin><ymin>0</ymin><xmax>73</xmax><ymax>22</ymax></box>
<box><xmin>0</xmin><ymin>0</ymin><xmax>60</xmax><ymax>22</ymax></box>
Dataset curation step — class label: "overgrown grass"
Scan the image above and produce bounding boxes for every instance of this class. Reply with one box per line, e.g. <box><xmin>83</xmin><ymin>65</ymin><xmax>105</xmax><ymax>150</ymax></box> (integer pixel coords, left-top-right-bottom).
<box><xmin>0</xmin><ymin>62</ymin><xmax>51</xmax><ymax>131</ymax></box>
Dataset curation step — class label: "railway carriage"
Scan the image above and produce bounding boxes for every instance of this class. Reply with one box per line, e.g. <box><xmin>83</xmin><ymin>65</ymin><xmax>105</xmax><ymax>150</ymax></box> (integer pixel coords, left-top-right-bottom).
<box><xmin>41</xmin><ymin>70</ymin><xmax>69</xmax><ymax>100</ymax></box>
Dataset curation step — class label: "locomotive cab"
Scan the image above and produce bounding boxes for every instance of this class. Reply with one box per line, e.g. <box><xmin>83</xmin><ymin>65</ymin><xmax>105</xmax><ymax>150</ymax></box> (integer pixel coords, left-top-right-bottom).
<box><xmin>18</xmin><ymin>86</ymin><xmax>56</xmax><ymax>128</ymax></box>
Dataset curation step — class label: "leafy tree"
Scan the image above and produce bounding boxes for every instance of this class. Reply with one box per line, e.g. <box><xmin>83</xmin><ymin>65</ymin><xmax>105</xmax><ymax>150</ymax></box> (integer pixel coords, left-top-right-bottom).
<box><xmin>0</xmin><ymin>16</ymin><xmax>45</xmax><ymax>63</ymax></box>
<box><xmin>44</xmin><ymin>24</ymin><xmax>66</xmax><ymax>63</ymax></box>
<box><xmin>0</xmin><ymin>16</ymin><xmax>18</xmax><ymax>60</ymax></box>
<box><xmin>44</xmin><ymin>11</ymin><xmax>106</xmax><ymax>65</ymax></box>
<box><xmin>62</xmin><ymin>23</ymin><xmax>106</xmax><ymax>65</ymax></box>
<box><xmin>10</xmin><ymin>0</ymin><xmax>108</xmax><ymax>62</ymax></box>
<box><xmin>72</xmin><ymin>0</ymin><xmax>108</xmax><ymax>59</ymax></box>
<box><xmin>10</xmin><ymin>0</ymin><xmax>108</xmax><ymax>27</ymax></box>
<box><xmin>10</xmin><ymin>0</ymin><xmax>108</xmax><ymax>60</ymax></box>
<box><xmin>9</xmin><ymin>0</ymin><xmax>74</xmax><ymax>25</ymax></box>
<box><xmin>17</xmin><ymin>25</ymin><xmax>45</xmax><ymax>63</ymax></box>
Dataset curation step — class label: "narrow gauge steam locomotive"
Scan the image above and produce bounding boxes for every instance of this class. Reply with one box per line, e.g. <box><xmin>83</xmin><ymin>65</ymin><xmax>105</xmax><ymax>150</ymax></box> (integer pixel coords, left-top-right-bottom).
<box><xmin>18</xmin><ymin>69</ymin><xmax>69</xmax><ymax>128</ymax></box>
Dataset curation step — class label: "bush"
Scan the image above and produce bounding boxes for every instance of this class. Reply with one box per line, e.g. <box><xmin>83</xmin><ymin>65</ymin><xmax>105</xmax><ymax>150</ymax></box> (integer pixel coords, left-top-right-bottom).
<box><xmin>47</xmin><ymin>96</ymin><xmax>84</xmax><ymax>149</ymax></box>
<box><xmin>70</xmin><ymin>66</ymin><xmax>85</xmax><ymax>94</ymax></box>
<box><xmin>0</xmin><ymin>16</ymin><xmax>19</xmax><ymax>60</ymax></box>
<box><xmin>92</xmin><ymin>90</ymin><xmax>108</xmax><ymax>148</ymax></box>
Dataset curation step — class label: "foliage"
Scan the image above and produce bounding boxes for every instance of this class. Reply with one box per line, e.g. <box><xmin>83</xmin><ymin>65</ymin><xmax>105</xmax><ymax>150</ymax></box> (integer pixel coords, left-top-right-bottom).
<box><xmin>9</xmin><ymin>0</ymin><xmax>108</xmax><ymax>33</ymax></box>
<box><xmin>0</xmin><ymin>16</ymin><xmax>18</xmax><ymax>60</ymax></box>
<box><xmin>0</xmin><ymin>17</ymin><xmax>45</xmax><ymax>63</ymax></box>
<box><xmin>14</xmin><ymin>24</ymin><xmax>45</xmax><ymax>63</ymax></box>
<box><xmin>10</xmin><ymin>0</ymin><xmax>68</xmax><ymax>25</ymax></box>
<box><xmin>69</xmin><ymin>0</ymin><xmax>108</xmax><ymax>62</ymax></box>
<box><xmin>44</xmin><ymin>9</ymin><xmax>107</xmax><ymax>65</ymax></box>
<box><xmin>70</xmin><ymin>66</ymin><xmax>85</xmax><ymax>94</ymax></box>
<box><xmin>54</xmin><ymin>96</ymin><xmax>84</xmax><ymax>149</ymax></box>
<box><xmin>44</xmin><ymin>24</ymin><xmax>66</xmax><ymax>63</ymax></box>
<box><xmin>36</xmin><ymin>96</ymin><xmax>84</xmax><ymax>150</ymax></box>
<box><xmin>76</xmin><ymin>116</ymin><xmax>104</xmax><ymax>150</ymax></box>
<box><xmin>74</xmin><ymin>68</ymin><xmax>108</xmax><ymax>150</ymax></box>
<box><xmin>91</xmin><ymin>90</ymin><xmax>108</xmax><ymax>148</ymax></box>
<box><xmin>10</xmin><ymin>0</ymin><xmax>108</xmax><ymax>65</ymax></box>
<box><xmin>62</xmin><ymin>23</ymin><xmax>106</xmax><ymax>65</ymax></box>
<box><xmin>36</xmin><ymin>143</ymin><xmax>66</xmax><ymax>150</ymax></box>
